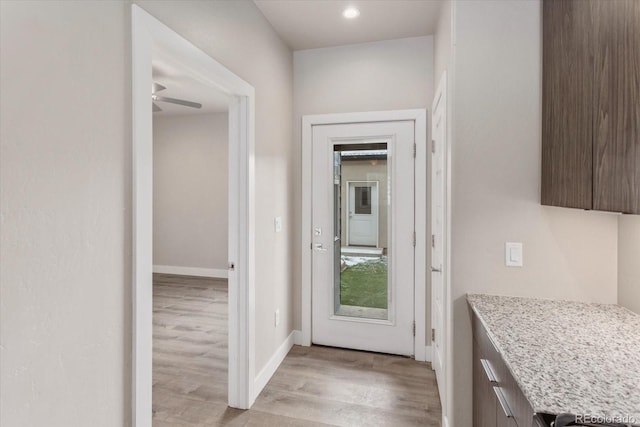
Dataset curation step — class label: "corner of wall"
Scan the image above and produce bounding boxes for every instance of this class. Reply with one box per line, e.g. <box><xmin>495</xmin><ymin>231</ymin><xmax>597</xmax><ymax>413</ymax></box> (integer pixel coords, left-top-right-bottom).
<box><xmin>618</xmin><ymin>215</ymin><xmax>640</xmax><ymax>314</ymax></box>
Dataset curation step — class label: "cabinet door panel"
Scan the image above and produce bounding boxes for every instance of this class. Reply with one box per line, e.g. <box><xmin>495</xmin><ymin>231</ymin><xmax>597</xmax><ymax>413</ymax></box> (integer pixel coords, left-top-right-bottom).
<box><xmin>593</xmin><ymin>0</ymin><xmax>640</xmax><ymax>214</ymax></box>
<box><xmin>542</xmin><ymin>0</ymin><xmax>594</xmax><ymax>209</ymax></box>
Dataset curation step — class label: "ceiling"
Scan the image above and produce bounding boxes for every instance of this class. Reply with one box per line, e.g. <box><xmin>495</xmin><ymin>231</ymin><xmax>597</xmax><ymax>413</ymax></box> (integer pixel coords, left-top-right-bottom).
<box><xmin>152</xmin><ymin>1</ymin><xmax>443</xmax><ymax>115</ymax></box>
<box><xmin>152</xmin><ymin>50</ymin><xmax>230</xmax><ymax>116</ymax></box>
<box><xmin>254</xmin><ymin>0</ymin><xmax>443</xmax><ymax>51</ymax></box>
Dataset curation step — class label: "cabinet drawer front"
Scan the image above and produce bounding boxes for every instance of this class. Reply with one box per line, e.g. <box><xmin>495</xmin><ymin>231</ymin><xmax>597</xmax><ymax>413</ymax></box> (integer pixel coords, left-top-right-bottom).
<box><xmin>473</xmin><ymin>313</ymin><xmax>536</xmax><ymax>427</ymax></box>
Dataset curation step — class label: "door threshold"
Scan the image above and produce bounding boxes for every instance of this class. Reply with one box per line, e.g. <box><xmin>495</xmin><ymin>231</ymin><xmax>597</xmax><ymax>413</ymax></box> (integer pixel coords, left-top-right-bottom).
<box><xmin>341</xmin><ymin>246</ymin><xmax>383</xmax><ymax>257</ymax></box>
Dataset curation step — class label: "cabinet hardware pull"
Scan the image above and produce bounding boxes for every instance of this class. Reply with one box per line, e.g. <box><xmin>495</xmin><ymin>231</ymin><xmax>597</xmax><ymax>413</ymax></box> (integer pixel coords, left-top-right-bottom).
<box><xmin>481</xmin><ymin>359</ymin><xmax>498</xmax><ymax>384</ymax></box>
<box><xmin>493</xmin><ymin>386</ymin><xmax>514</xmax><ymax>418</ymax></box>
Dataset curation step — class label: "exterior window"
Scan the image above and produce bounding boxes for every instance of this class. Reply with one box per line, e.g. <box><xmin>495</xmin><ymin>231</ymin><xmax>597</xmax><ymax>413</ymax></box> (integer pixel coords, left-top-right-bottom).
<box><xmin>355</xmin><ymin>187</ymin><xmax>371</xmax><ymax>214</ymax></box>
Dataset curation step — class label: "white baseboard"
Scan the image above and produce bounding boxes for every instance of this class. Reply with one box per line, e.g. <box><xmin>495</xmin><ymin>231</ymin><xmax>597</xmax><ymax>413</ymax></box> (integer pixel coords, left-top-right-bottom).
<box><xmin>253</xmin><ymin>330</ymin><xmax>297</xmax><ymax>400</ymax></box>
<box><xmin>292</xmin><ymin>330</ymin><xmax>303</xmax><ymax>345</ymax></box>
<box><xmin>153</xmin><ymin>265</ymin><xmax>228</xmax><ymax>278</ymax></box>
<box><xmin>443</xmin><ymin>414</ymin><xmax>450</xmax><ymax>427</ymax></box>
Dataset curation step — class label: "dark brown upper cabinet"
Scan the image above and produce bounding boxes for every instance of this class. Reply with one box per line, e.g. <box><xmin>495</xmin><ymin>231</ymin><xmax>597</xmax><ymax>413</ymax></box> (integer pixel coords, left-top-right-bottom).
<box><xmin>542</xmin><ymin>0</ymin><xmax>640</xmax><ymax>214</ymax></box>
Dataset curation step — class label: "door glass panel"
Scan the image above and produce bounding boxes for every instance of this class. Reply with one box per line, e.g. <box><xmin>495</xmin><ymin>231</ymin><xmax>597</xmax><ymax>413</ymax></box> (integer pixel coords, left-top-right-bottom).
<box><xmin>354</xmin><ymin>187</ymin><xmax>372</xmax><ymax>214</ymax></box>
<box><xmin>333</xmin><ymin>143</ymin><xmax>389</xmax><ymax>320</ymax></box>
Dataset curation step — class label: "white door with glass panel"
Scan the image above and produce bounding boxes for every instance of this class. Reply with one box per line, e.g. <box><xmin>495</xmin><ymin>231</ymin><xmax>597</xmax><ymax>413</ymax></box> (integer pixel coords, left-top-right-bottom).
<box><xmin>311</xmin><ymin>121</ymin><xmax>415</xmax><ymax>356</ymax></box>
<box><xmin>347</xmin><ymin>181</ymin><xmax>379</xmax><ymax>246</ymax></box>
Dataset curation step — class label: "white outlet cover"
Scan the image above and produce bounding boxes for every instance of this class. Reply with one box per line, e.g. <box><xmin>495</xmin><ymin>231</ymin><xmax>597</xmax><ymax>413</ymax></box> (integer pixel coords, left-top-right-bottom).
<box><xmin>274</xmin><ymin>216</ymin><xmax>282</xmax><ymax>233</ymax></box>
<box><xmin>505</xmin><ymin>242</ymin><xmax>523</xmax><ymax>267</ymax></box>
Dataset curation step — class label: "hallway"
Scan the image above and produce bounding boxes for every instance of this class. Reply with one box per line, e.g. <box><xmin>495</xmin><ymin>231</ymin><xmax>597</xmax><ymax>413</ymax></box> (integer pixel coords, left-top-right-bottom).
<box><xmin>152</xmin><ymin>274</ymin><xmax>442</xmax><ymax>426</ymax></box>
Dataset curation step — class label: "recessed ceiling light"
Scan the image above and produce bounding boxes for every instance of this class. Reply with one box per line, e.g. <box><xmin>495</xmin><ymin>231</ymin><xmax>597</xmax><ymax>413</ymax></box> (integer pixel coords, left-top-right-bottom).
<box><xmin>342</xmin><ymin>7</ymin><xmax>360</xmax><ymax>19</ymax></box>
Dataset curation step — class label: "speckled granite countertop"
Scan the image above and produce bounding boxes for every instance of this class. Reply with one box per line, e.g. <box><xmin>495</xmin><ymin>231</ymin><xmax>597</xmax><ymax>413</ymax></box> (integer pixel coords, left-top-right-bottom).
<box><xmin>467</xmin><ymin>294</ymin><xmax>640</xmax><ymax>422</ymax></box>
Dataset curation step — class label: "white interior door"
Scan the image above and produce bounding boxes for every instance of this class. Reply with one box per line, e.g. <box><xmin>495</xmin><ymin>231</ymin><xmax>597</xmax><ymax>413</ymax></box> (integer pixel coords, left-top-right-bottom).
<box><xmin>311</xmin><ymin>121</ymin><xmax>415</xmax><ymax>356</ymax></box>
<box><xmin>347</xmin><ymin>181</ymin><xmax>379</xmax><ymax>246</ymax></box>
<box><xmin>431</xmin><ymin>76</ymin><xmax>447</xmax><ymax>406</ymax></box>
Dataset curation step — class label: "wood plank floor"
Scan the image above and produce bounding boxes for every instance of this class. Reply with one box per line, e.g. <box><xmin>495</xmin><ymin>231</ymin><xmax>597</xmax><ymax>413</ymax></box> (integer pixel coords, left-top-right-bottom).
<box><xmin>152</xmin><ymin>273</ymin><xmax>442</xmax><ymax>426</ymax></box>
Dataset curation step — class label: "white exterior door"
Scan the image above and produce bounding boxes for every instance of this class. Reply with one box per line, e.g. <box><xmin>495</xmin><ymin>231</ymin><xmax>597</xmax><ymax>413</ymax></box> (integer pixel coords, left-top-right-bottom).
<box><xmin>347</xmin><ymin>181</ymin><xmax>379</xmax><ymax>246</ymax></box>
<box><xmin>311</xmin><ymin>121</ymin><xmax>415</xmax><ymax>356</ymax></box>
<box><xmin>431</xmin><ymin>75</ymin><xmax>447</xmax><ymax>406</ymax></box>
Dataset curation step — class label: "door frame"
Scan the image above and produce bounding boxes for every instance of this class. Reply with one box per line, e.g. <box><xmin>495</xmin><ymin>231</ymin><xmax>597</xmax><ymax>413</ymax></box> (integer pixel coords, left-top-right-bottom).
<box><xmin>301</xmin><ymin>109</ymin><xmax>428</xmax><ymax>361</ymax></box>
<box><xmin>431</xmin><ymin>71</ymin><xmax>452</xmax><ymax>427</ymax></box>
<box><xmin>132</xmin><ymin>5</ymin><xmax>256</xmax><ymax>426</ymax></box>
<box><xmin>345</xmin><ymin>180</ymin><xmax>379</xmax><ymax>248</ymax></box>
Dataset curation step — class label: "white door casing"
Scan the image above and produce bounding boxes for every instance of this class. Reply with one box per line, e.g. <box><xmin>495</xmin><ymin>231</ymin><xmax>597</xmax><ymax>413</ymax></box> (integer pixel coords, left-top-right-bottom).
<box><xmin>311</xmin><ymin>121</ymin><xmax>414</xmax><ymax>356</ymax></box>
<box><xmin>431</xmin><ymin>73</ymin><xmax>448</xmax><ymax>409</ymax></box>
<box><xmin>132</xmin><ymin>6</ymin><xmax>256</xmax><ymax>425</ymax></box>
<box><xmin>347</xmin><ymin>181</ymin><xmax>379</xmax><ymax>247</ymax></box>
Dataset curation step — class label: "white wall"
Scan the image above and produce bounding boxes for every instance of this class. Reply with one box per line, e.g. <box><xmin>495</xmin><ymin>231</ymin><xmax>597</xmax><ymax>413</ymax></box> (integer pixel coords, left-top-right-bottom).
<box><xmin>0</xmin><ymin>1</ymin><xmax>293</xmax><ymax>425</ymax></box>
<box><xmin>448</xmin><ymin>1</ymin><xmax>619</xmax><ymax>426</ymax></box>
<box><xmin>0</xmin><ymin>2</ymin><xmax>130</xmax><ymax>425</ymax></box>
<box><xmin>293</xmin><ymin>36</ymin><xmax>434</xmax><ymax>331</ymax></box>
<box><xmin>618</xmin><ymin>216</ymin><xmax>640</xmax><ymax>314</ymax></box>
<box><xmin>434</xmin><ymin>1</ymin><xmax>451</xmax><ymax>89</ymax></box>
<box><xmin>153</xmin><ymin>113</ymin><xmax>228</xmax><ymax>272</ymax></box>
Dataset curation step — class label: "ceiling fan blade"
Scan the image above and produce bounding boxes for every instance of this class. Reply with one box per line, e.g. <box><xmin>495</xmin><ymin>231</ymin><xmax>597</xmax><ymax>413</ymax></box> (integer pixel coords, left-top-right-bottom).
<box><xmin>153</xmin><ymin>102</ymin><xmax>162</xmax><ymax>112</ymax></box>
<box><xmin>153</xmin><ymin>95</ymin><xmax>202</xmax><ymax>109</ymax></box>
<box><xmin>152</xmin><ymin>82</ymin><xmax>166</xmax><ymax>94</ymax></box>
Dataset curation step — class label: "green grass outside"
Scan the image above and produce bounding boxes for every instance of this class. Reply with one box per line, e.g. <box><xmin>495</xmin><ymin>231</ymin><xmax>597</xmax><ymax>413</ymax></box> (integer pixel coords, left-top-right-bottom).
<box><xmin>340</xmin><ymin>257</ymin><xmax>388</xmax><ymax>309</ymax></box>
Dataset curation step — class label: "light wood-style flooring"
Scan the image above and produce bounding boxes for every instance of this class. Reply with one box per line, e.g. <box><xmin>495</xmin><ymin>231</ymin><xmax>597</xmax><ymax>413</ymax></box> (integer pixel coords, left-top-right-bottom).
<box><xmin>152</xmin><ymin>273</ymin><xmax>442</xmax><ymax>426</ymax></box>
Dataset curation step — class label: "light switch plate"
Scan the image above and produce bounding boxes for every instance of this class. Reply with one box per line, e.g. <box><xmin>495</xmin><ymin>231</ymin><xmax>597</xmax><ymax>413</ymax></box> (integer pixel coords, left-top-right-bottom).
<box><xmin>274</xmin><ymin>216</ymin><xmax>282</xmax><ymax>233</ymax></box>
<box><xmin>505</xmin><ymin>242</ymin><xmax>523</xmax><ymax>267</ymax></box>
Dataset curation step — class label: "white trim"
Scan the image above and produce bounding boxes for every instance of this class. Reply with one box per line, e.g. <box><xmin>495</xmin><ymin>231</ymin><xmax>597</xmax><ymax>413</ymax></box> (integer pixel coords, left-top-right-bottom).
<box><xmin>152</xmin><ymin>265</ymin><xmax>229</xmax><ymax>279</ymax></box>
<box><xmin>430</xmin><ymin>69</ymin><xmax>448</xmax><ymax>412</ymax></box>
<box><xmin>439</xmin><ymin>67</ymin><xmax>454</xmax><ymax>427</ymax></box>
<box><xmin>413</xmin><ymin>109</ymin><xmax>428</xmax><ymax>362</ymax></box>
<box><xmin>132</xmin><ymin>6</ymin><xmax>256</xmax><ymax>426</ymax></box>
<box><xmin>252</xmin><ymin>330</ymin><xmax>296</xmax><ymax>399</ymax></box>
<box><xmin>301</xmin><ymin>109</ymin><xmax>428</xmax><ymax>360</ymax></box>
<box><xmin>430</xmin><ymin>70</ymin><xmax>452</xmax><ymax>425</ymax></box>
<box><xmin>301</xmin><ymin>117</ymin><xmax>313</xmax><ymax>347</ymax></box>
<box><xmin>292</xmin><ymin>329</ymin><xmax>304</xmax><ymax>345</ymax></box>
<box><xmin>424</xmin><ymin>346</ymin><xmax>433</xmax><ymax>363</ymax></box>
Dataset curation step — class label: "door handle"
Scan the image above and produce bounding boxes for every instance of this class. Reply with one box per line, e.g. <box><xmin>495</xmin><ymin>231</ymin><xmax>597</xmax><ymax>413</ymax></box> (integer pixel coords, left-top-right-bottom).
<box><xmin>431</xmin><ymin>266</ymin><xmax>442</xmax><ymax>273</ymax></box>
<box><xmin>493</xmin><ymin>386</ymin><xmax>514</xmax><ymax>418</ymax></box>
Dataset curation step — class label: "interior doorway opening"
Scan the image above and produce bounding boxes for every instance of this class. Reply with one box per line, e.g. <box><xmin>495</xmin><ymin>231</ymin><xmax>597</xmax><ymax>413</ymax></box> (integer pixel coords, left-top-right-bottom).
<box><xmin>132</xmin><ymin>6</ymin><xmax>256</xmax><ymax>425</ymax></box>
<box><xmin>151</xmin><ymin>54</ymin><xmax>232</xmax><ymax>422</ymax></box>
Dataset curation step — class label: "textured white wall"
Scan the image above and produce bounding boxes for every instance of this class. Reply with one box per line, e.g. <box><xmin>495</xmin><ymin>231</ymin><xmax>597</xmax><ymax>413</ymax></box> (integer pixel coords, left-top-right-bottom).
<box><xmin>618</xmin><ymin>216</ymin><xmax>640</xmax><ymax>314</ymax></box>
<box><xmin>449</xmin><ymin>1</ymin><xmax>619</xmax><ymax>426</ymax></box>
<box><xmin>292</xmin><ymin>36</ymin><xmax>434</xmax><ymax>331</ymax></box>
<box><xmin>153</xmin><ymin>113</ymin><xmax>228</xmax><ymax>271</ymax></box>
<box><xmin>0</xmin><ymin>1</ymin><xmax>130</xmax><ymax>426</ymax></box>
<box><xmin>1</xmin><ymin>1</ymin><xmax>293</xmax><ymax>425</ymax></box>
<box><xmin>434</xmin><ymin>1</ymin><xmax>451</xmax><ymax>89</ymax></box>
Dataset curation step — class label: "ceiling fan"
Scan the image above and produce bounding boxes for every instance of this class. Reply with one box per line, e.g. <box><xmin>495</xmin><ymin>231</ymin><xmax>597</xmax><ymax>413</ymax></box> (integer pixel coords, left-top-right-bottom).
<box><xmin>152</xmin><ymin>82</ymin><xmax>202</xmax><ymax>112</ymax></box>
